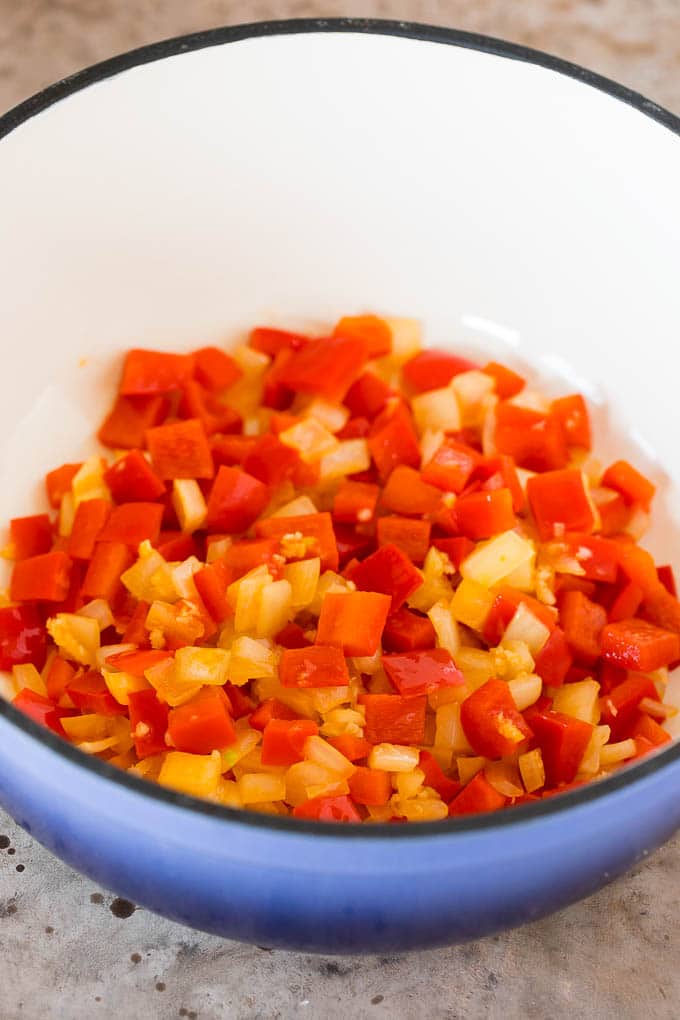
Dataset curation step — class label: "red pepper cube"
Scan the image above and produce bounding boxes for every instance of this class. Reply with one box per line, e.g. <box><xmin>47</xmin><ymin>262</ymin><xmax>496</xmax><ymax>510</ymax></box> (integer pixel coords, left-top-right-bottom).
<box><xmin>482</xmin><ymin>361</ymin><xmax>526</xmax><ymax>399</ymax></box>
<box><xmin>495</xmin><ymin>403</ymin><xmax>568</xmax><ymax>472</ymax></box>
<box><xmin>211</xmin><ymin>434</ymin><xmax>258</xmax><ymax>468</ymax></box>
<box><xmin>361</xmin><ymin>693</ymin><xmax>427</xmax><ymax>744</ymax></box>
<box><xmin>527</xmin><ymin>469</ymin><xmax>596</xmax><ymax>541</ymax></box>
<box><xmin>224</xmin><ymin>685</ymin><xmax>256</xmax><ymax>720</ymax></box>
<box><xmin>97</xmin><ymin>502</ymin><xmax>164</xmax><ymax>547</ymax></box>
<box><xmin>483</xmin><ymin>588</ymin><xmax>556</xmax><ymax>647</ymax></box>
<box><xmin>146</xmin><ymin>418</ymin><xmax>214</xmax><ymax>480</ymax></box>
<box><xmin>120</xmin><ymin>348</ymin><xmax>195</xmax><ymax>395</ymax></box>
<box><xmin>558</xmin><ymin>589</ymin><xmax>607</xmax><ymax>666</ymax></box>
<box><xmin>45</xmin><ymin>462</ymin><xmax>82</xmax><ymax>509</ymax></box>
<box><xmin>402</xmin><ymin>349</ymin><xmax>478</xmax><ymax>392</ymax></box>
<box><xmin>45</xmin><ymin>655</ymin><xmax>76</xmax><ymax>702</ymax></box>
<box><xmin>275</xmin><ymin>335</ymin><xmax>368</xmax><ymax>402</ymax></box>
<box><xmin>600</xmin><ymin>618</ymin><xmax>680</xmax><ymax>672</ymax></box>
<box><xmin>422</xmin><ymin>439</ymin><xmax>479</xmax><ymax>493</ymax></box>
<box><xmin>432</xmin><ymin>537</ymin><xmax>475</xmax><ymax>571</ymax></box>
<box><xmin>454</xmin><ymin>489</ymin><xmax>516</xmax><ymax>540</ymax></box>
<box><xmin>205</xmin><ymin>466</ymin><xmax>269</xmax><ymax>534</ymax></box>
<box><xmin>261</xmin><ymin>718</ymin><xmax>320</xmax><ymax>766</ymax></box>
<box><xmin>128</xmin><ymin>688</ymin><xmax>170</xmax><ymax>758</ymax></box>
<box><xmin>249</xmin><ymin>326</ymin><xmax>309</xmax><ymax>357</ymax></box>
<box><xmin>279</xmin><ymin>645</ymin><xmax>350</xmax><ymax>689</ymax></box>
<box><xmin>67</xmin><ymin>500</ymin><xmax>112</xmax><ymax>560</ymax></box>
<box><xmin>657</xmin><ymin>565</ymin><xmax>677</xmax><ymax>597</ymax></box>
<box><xmin>533</xmin><ymin>627</ymin><xmax>573</xmax><ymax>687</ymax></box>
<box><xmin>223</xmin><ymin>538</ymin><xmax>280</xmax><ymax>578</ymax></box>
<box><xmin>249</xmin><ymin>697</ymin><xmax>301</xmax><ymax>732</ymax></box>
<box><xmin>593</xmin><ymin>488</ymin><xmax>630</xmax><ymax>536</ymax></box>
<box><xmin>9</xmin><ymin>514</ymin><xmax>53</xmax><ymax>561</ymax></box>
<box><xmin>383</xmin><ymin>648</ymin><xmax>465</xmax><ymax>699</ymax></box>
<box><xmin>10</xmin><ymin>551</ymin><xmax>72</xmax><ymax>603</ymax></box>
<box><xmin>376</xmin><ymin>516</ymin><xmax>431</xmax><ymax>565</ymax></box>
<box><xmin>192</xmin><ymin>346</ymin><xmax>242</xmax><ymax>392</ymax></box>
<box><xmin>327</xmin><ymin>734</ymin><xmax>372</xmax><ymax>762</ymax></box>
<box><xmin>105</xmin><ymin>649</ymin><xmax>172</xmax><ymax>676</ymax></box>
<box><xmin>601</xmin><ymin>460</ymin><xmax>655</xmax><ymax>510</ymax></box>
<box><xmin>178</xmin><ymin>380</ymin><xmax>242</xmax><ymax>436</ymax></box>
<box><xmin>344</xmin><ymin>372</ymin><xmax>394</xmax><ymax>420</ymax></box>
<box><xmin>103</xmin><ymin>449</ymin><xmax>166</xmax><ymax>502</ymax></box>
<box><xmin>0</xmin><ymin>604</ymin><xmax>47</xmax><ymax>670</ymax></box>
<box><xmin>460</xmin><ymin>679</ymin><xmax>533</xmax><ymax>759</ymax></box>
<box><xmin>448</xmin><ymin>771</ymin><xmax>507</xmax><ymax>816</ymax></box>
<box><xmin>419</xmin><ymin>750</ymin><xmax>461</xmax><ymax>802</ymax></box>
<box><xmin>333</xmin><ymin>314</ymin><xmax>392</xmax><ymax>359</ymax></box>
<box><xmin>193</xmin><ymin>561</ymin><xmax>232</xmax><ymax>623</ymax></box>
<box><xmin>380</xmin><ymin>465</ymin><xmax>441</xmax><ymax>517</ymax></box>
<box><xmin>557</xmin><ymin>534</ymin><xmax>619</xmax><ymax>584</ymax></box>
<box><xmin>67</xmin><ymin>670</ymin><xmax>127</xmax><ymax>716</ymax></box>
<box><xmin>608</xmin><ymin>581</ymin><xmax>644</xmax><ymax>622</ymax></box>
<box><xmin>122</xmin><ymin>599</ymin><xmax>151</xmax><ymax>647</ymax></box>
<box><xmin>97</xmin><ymin>394</ymin><xmax>170</xmax><ymax>450</ymax></box>
<box><xmin>350</xmin><ymin>543</ymin><xmax>423</xmax><ymax>612</ymax></box>
<box><xmin>242</xmin><ymin>434</ymin><xmax>301</xmax><ymax>487</ymax></box>
<box><xmin>12</xmin><ymin>688</ymin><xmax>74</xmax><ymax>738</ymax></box>
<box><xmin>599</xmin><ymin>674</ymin><xmax>658</xmax><ymax>741</ymax></box>
<box><xmin>367</xmin><ymin>401</ymin><xmax>421</xmax><ymax>483</ymax></box>
<box><xmin>275</xmin><ymin>622</ymin><xmax>312</xmax><ymax>649</ymax></box>
<box><xmin>348</xmin><ymin>766</ymin><xmax>393</xmax><ymax>806</ymax></box>
<box><xmin>332</xmin><ymin>480</ymin><xmax>380</xmax><ymax>524</ymax></box>
<box><xmin>81</xmin><ymin>542</ymin><xmax>133</xmax><ymax>602</ymax></box>
<box><xmin>316</xmin><ymin>591</ymin><xmax>391</xmax><ymax>657</ymax></box>
<box><xmin>632</xmin><ymin>713</ymin><xmax>671</xmax><ymax>748</ymax></box>
<box><xmin>167</xmin><ymin>688</ymin><xmax>236</xmax><ymax>754</ymax></box>
<box><xmin>527</xmin><ymin>710</ymin><xmax>594</xmax><ymax>786</ymax></box>
<box><xmin>255</xmin><ymin>513</ymin><xmax>339</xmax><ymax>573</ymax></box>
<box><xmin>551</xmin><ymin>394</ymin><xmax>592</xmax><ymax>450</ymax></box>
<box><xmin>475</xmin><ymin>454</ymin><xmax>525</xmax><ymax>513</ymax></box>
<box><xmin>293</xmin><ymin>795</ymin><xmax>362</xmax><ymax>822</ymax></box>
<box><xmin>642</xmin><ymin>584</ymin><xmax>680</xmax><ymax>639</ymax></box>
<box><xmin>382</xmin><ymin>607</ymin><xmax>437</xmax><ymax>653</ymax></box>
<box><xmin>156</xmin><ymin>532</ymin><xmax>200</xmax><ymax>561</ymax></box>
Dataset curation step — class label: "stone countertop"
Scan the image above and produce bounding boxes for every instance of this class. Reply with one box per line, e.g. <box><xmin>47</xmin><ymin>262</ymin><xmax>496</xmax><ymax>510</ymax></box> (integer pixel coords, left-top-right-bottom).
<box><xmin>1</xmin><ymin>2</ymin><xmax>680</xmax><ymax>1018</ymax></box>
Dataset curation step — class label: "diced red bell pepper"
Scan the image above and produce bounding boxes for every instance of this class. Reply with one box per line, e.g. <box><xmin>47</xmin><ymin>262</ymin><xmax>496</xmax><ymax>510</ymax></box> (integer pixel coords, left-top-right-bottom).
<box><xmin>155</xmin><ymin>531</ymin><xmax>200</xmax><ymax>561</ymax></box>
<box><xmin>632</xmin><ymin>713</ymin><xmax>671</xmax><ymax>748</ymax></box>
<box><xmin>67</xmin><ymin>500</ymin><xmax>112</xmax><ymax>561</ymax></box>
<box><xmin>12</xmin><ymin>688</ymin><xmax>74</xmax><ymax>737</ymax></box>
<box><xmin>527</xmin><ymin>709</ymin><xmax>593</xmax><ymax>786</ymax></box>
<box><xmin>376</xmin><ymin>516</ymin><xmax>431</xmax><ymax>565</ymax></box>
<box><xmin>97</xmin><ymin>502</ymin><xmax>164</xmax><ymax>547</ymax></box>
<box><xmin>45</xmin><ymin>462</ymin><xmax>82</xmax><ymax>508</ymax></box>
<box><xmin>146</xmin><ymin>418</ymin><xmax>214</xmax><ymax>480</ymax></box>
<box><xmin>223</xmin><ymin>539</ymin><xmax>280</xmax><ymax>578</ymax></box>
<box><xmin>432</xmin><ymin>537</ymin><xmax>475</xmax><ymax>570</ymax></box>
<box><xmin>327</xmin><ymin>734</ymin><xmax>372</xmax><ymax>762</ymax></box>
<box><xmin>45</xmin><ymin>655</ymin><xmax>76</xmax><ymax>702</ymax></box>
<box><xmin>597</xmin><ymin>660</ymin><xmax>626</xmax><ymax>696</ymax></box>
<box><xmin>616</xmin><ymin>543</ymin><xmax>664</xmax><ymax>596</ymax></box>
<box><xmin>0</xmin><ymin>605</ymin><xmax>47</xmax><ymax>670</ymax></box>
<box><xmin>337</xmin><ymin>416</ymin><xmax>371</xmax><ymax>440</ymax></box>
<box><xmin>475</xmin><ymin>454</ymin><xmax>525</xmax><ymax>513</ymax></box>
<box><xmin>419</xmin><ymin>750</ymin><xmax>461</xmax><ymax>802</ymax></box>
<box><xmin>249</xmin><ymin>697</ymin><xmax>301</xmax><ymax>732</ymax></box>
<box><xmin>348</xmin><ymin>767</ymin><xmax>392</xmax><ymax>806</ymax></box>
<box><xmin>608</xmin><ymin>581</ymin><xmax>643</xmax><ymax>622</ymax></box>
<box><xmin>261</xmin><ymin>348</ymin><xmax>296</xmax><ymax>410</ymax></box>
<box><xmin>167</xmin><ymin>687</ymin><xmax>236</xmax><ymax>754</ymax></box>
<box><xmin>422</xmin><ymin>439</ymin><xmax>479</xmax><ymax>494</ymax></box>
<box><xmin>533</xmin><ymin>627</ymin><xmax>573</xmax><ymax>688</ymax></box>
<box><xmin>350</xmin><ymin>543</ymin><xmax>423</xmax><ymax>612</ymax></box>
<box><xmin>333</xmin><ymin>525</ymin><xmax>374</xmax><ymax>568</ymax></box>
<box><xmin>483</xmin><ymin>588</ymin><xmax>556</xmax><ymax>646</ymax></box>
<box><xmin>593</xmin><ymin>488</ymin><xmax>631</xmax><ymax>536</ymax></box>
<box><xmin>332</xmin><ymin>480</ymin><xmax>380</xmax><ymax>524</ymax></box>
<box><xmin>448</xmin><ymin>771</ymin><xmax>507</xmax><ymax>816</ymax></box>
<box><xmin>559</xmin><ymin>590</ymin><xmax>607</xmax><ymax>666</ymax></box>
<box><xmin>333</xmin><ymin>315</ymin><xmax>392</xmax><ymax>359</ymax></box>
<box><xmin>242</xmin><ymin>435</ymin><xmax>300</xmax><ymax>487</ymax></box>
<box><xmin>383</xmin><ymin>648</ymin><xmax>465</xmax><ymax>699</ymax></box>
<box><xmin>205</xmin><ymin>466</ymin><xmax>269</xmax><ymax>534</ymax></box>
<box><xmin>261</xmin><ymin>718</ymin><xmax>319</xmax><ymax>766</ymax></box>
<box><xmin>482</xmin><ymin>361</ymin><xmax>525</xmax><ymax>399</ymax></box>
<box><xmin>98</xmin><ymin>394</ymin><xmax>169</xmax><ymax>450</ymax></box>
<box><xmin>122</xmin><ymin>599</ymin><xmax>151</xmax><ymax>647</ymax></box>
<box><xmin>275</xmin><ymin>336</ymin><xmax>367</xmax><ymax>402</ymax></box>
<box><xmin>642</xmin><ymin>584</ymin><xmax>680</xmax><ymax>639</ymax></box>
<box><xmin>657</xmin><ymin>565</ymin><xmax>677</xmax><ymax>597</ymax></box>
<box><xmin>211</xmin><ymin>434</ymin><xmax>259</xmax><ymax>467</ymax></box>
<box><xmin>631</xmin><ymin>736</ymin><xmax>657</xmax><ymax>761</ymax></box>
<box><xmin>255</xmin><ymin>513</ymin><xmax>339</xmax><ymax>572</ymax></box>
<box><xmin>316</xmin><ymin>591</ymin><xmax>391</xmax><ymax>657</ymax></box>
<box><xmin>177</xmin><ymin>381</ymin><xmax>243</xmax><ymax>437</ymax></box>
<box><xmin>367</xmin><ymin>401</ymin><xmax>420</xmax><ymax>483</ymax></box>
<box><xmin>104</xmin><ymin>450</ymin><xmax>166</xmax><ymax>503</ymax></box>
<box><xmin>380</xmin><ymin>465</ymin><xmax>441</xmax><ymax>517</ymax></box>
<box><xmin>527</xmin><ymin>469</ymin><xmax>596</xmax><ymax>541</ymax></box>
<box><xmin>67</xmin><ymin>670</ymin><xmax>127</xmax><ymax>716</ymax></box>
<box><xmin>402</xmin><ymin>350</ymin><xmax>478</xmax><ymax>392</ymax></box>
<box><xmin>105</xmin><ymin>649</ymin><xmax>171</xmax><ymax>676</ymax></box>
<box><xmin>120</xmin><ymin>349</ymin><xmax>195</xmax><ymax>396</ymax></box>
<box><xmin>600</xmin><ymin>674</ymin><xmax>658</xmax><ymax>741</ymax></box>
<box><xmin>382</xmin><ymin>607</ymin><xmax>436</xmax><ymax>653</ymax></box>
<box><xmin>551</xmin><ymin>394</ymin><xmax>592</xmax><ymax>450</ymax></box>
<box><xmin>344</xmin><ymin>372</ymin><xmax>394</xmax><ymax>420</ymax></box>
<box><xmin>192</xmin><ymin>346</ymin><xmax>242</xmax><ymax>392</ymax></box>
<box><xmin>454</xmin><ymin>489</ymin><xmax>516</xmax><ymax>540</ymax></box>
<box><xmin>279</xmin><ymin>646</ymin><xmax>350</xmax><ymax>689</ymax></box>
<box><xmin>223</xmin><ymin>685</ymin><xmax>256</xmax><ymax>720</ymax></box>
<box><xmin>275</xmin><ymin>622</ymin><xmax>312</xmax><ymax>649</ymax></box>
<box><xmin>360</xmin><ymin>693</ymin><xmax>427</xmax><ymax>744</ymax></box>
<box><xmin>495</xmin><ymin>403</ymin><xmax>568</xmax><ymax>472</ymax></box>
<box><xmin>128</xmin><ymin>688</ymin><xmax>170</xmax><ymax>758</ymax></box>
<box><xmin>600</xmin><ymin>618</ymin><xmax>680</xmax><ymax>672</ymax></box>
<box><xmin>555</xmin><ymin>534</ymin><xmax>620</xmax><ymax>584</ymax></box>
<box><xmin>293</xmin><ymin>795</ymin><xmax>361</xmax><ymax>822</ymax></box>
<box><xmin>9</xmin><ymin>514</ymin><xmax>53</xmax><ymax>561</ymax></box>
<box><xmin>10</xmin><ymin>551</ymin><xmax>72</xmax><ymax>603</ymax></box>
<box><xmin>248</xmin><ymin>326</ymin><xmax>309</xmax><ymax>357</ymax></box>
<box><xmin>602</xmin><ymin>460</ymin><xmax>655</xmax><ymax>510</ymax></box>
<box><xmin>460</xmin><ymin>679</ymin><xmax>533</xmax><ymax>759</ymax></box>
<box><xmin>81</xmin><ymin>542</ymin><xmax>133</xmax><ymax>602</ymax></box>
<box><xmin>193</xmin><ymin>560</ymin><xmax>232</xmax><ymax>623</ymax></box>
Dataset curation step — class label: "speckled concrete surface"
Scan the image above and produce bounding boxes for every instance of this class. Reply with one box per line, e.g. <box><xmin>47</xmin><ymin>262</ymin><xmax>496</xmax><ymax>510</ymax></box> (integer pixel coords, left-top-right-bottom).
<box><xmin>1</xmin><ymin>2</ymin><xmax>680</xmax><ymax>1018</ymax></box>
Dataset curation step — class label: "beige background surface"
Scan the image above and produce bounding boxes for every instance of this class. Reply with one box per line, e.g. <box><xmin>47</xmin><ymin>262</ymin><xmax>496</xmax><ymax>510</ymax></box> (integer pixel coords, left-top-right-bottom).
<box><xmin>1</xmin><ymin>4</ymin><xmax>679</xmax><ymax>1019</ymax></box>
